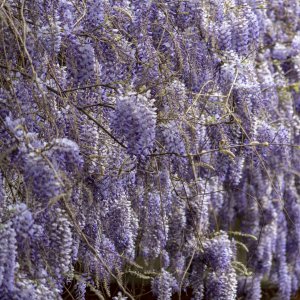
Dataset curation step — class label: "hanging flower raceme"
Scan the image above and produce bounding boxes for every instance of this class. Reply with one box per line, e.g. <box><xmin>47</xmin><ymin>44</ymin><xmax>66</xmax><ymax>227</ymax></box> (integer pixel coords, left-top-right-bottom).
<box><xmin>111</xmin><ymin>91</ymin><xmax>157</xmax><ymax>159</ymax></box>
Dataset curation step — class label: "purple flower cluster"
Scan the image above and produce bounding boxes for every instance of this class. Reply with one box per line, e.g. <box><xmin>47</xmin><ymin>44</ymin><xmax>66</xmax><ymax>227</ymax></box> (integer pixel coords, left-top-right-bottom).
<box><xmin>111</xmin><ymin>92</ymin><xmax>157</xmax><ymax>158</ymax></box>
<box><xmin>0</xmin><ymin>0</ymin><xmax>300</xmax><ymax>299</ymax></box>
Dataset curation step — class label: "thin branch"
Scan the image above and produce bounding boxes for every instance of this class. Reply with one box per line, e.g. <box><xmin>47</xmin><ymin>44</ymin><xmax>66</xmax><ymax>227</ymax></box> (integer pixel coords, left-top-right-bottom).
<box><xmin>80</xmin><ymin>102</ymin><xmax>115</xmax><ymax>110</ymax></box>
<box><xmin>63</xmin><ymin>83</ymin><xmax>118</xmax><ymax>93</ymax></box>
<box><xmin>75</xmin><ymin>105</ymin><xmax>127</xmax><ymax>149</ymax></box>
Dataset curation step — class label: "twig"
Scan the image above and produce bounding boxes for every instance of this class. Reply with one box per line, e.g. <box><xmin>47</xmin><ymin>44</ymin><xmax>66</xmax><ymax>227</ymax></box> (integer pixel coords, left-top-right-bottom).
<box><xmin>75</xmin><ymin>105</ymin><xmax>126</xmax><ymax>149</ymax></box>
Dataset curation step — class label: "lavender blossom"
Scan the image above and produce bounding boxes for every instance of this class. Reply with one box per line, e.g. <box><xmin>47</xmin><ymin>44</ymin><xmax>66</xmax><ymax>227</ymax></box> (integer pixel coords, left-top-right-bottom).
<box><xmin>202</xmin><ymin>232</ymin><xmax>233</xmax><ymax>272</ymax></box>
<box><xmin>66</xmin><ymin>38</ymin><xmax>96</xmax><ymax>85</ymax></box>
<box><xmin>205</xmin><ymin>267</ymin><xmax>237</xmax><ymax>300</ymax></box>
<box><xmin>157</xmin><ymin>121</ymin><xmax>186</xmax><ymax>155</ymax></box>
<box><xmin>151</xmin><ymin>269</ymin><xmax>177</xmax><ymax>300</ymax></box>
<box><xmin>0</xmin><ymin>0</ymin><xmax>300</xmax><ymax>298</ymax></box>
<box><xmin>24</xmin><ymin>154</ymin><xmax>63</xmax><ymax>202</ymax></box>
<box><xmin>111</xmin><ymin>92</ymin><xmax>157</xmax><ymax>159</ymax></box>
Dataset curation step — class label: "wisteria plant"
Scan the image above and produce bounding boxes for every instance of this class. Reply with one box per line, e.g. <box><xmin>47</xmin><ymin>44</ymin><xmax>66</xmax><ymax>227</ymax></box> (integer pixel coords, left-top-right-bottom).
<box><xmin>0</xmin><ymin>0</ymin><xmax>300</xmax><ymax>299</ymax></box>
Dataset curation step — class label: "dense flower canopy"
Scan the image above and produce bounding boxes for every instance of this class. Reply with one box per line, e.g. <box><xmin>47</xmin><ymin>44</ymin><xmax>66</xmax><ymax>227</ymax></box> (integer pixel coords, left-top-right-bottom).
<box><xmin>0</xmin><ymin>0</ymin><xmax>299</xmax><ymax>299</ymax></box>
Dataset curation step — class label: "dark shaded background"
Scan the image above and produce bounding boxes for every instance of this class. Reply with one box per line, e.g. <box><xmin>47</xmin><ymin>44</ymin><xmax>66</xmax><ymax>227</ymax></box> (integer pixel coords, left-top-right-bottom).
<box><xmin>62</xmin><ymin>281</ymin><xmax>300</xmax><ymax>299</ymax></box>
